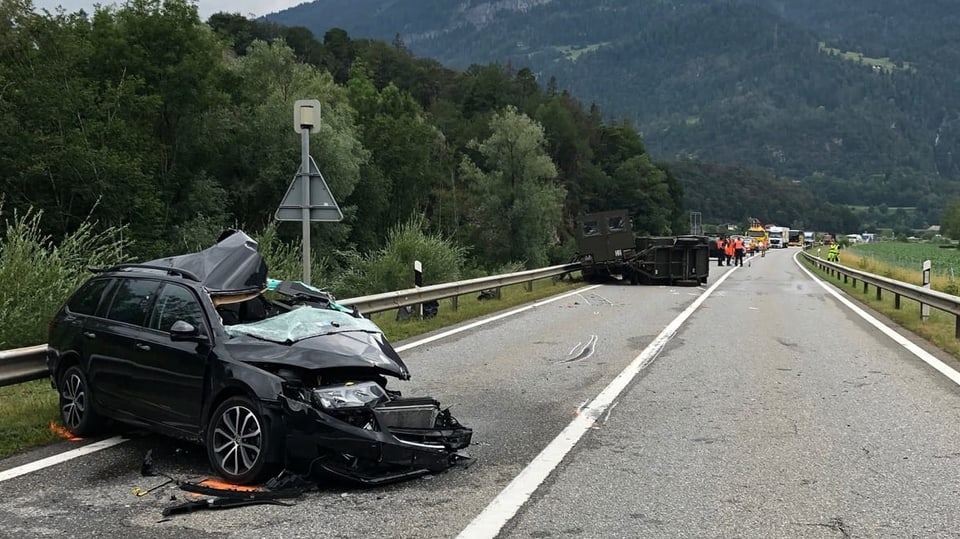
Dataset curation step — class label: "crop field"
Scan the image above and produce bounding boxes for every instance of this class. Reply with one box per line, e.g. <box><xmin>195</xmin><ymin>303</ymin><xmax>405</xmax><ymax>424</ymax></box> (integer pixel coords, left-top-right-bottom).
<box><xmin>847</xmin><ymin>242</ymin><xmax>960</xmax><ymax>277</ymax></box>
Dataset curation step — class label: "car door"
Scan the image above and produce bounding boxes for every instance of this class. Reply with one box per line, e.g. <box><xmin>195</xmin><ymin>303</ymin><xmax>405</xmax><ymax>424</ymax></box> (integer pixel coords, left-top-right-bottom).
<box><xmin>134</xmin><ymin>282</ymin><xmax>211</xmax><ymax>432</ymax></box>
<box><xmin>84</xmin><ymin>277</ymin><xmax>161</xmax><ymax>418</ymax></box>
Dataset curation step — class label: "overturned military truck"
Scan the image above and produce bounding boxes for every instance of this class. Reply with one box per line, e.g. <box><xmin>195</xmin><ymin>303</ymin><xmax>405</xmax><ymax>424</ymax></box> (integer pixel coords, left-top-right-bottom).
<box><xmin>576</xmin><ymin>210</ymin><xmax>710</xmax><ymax>286</ymax></box>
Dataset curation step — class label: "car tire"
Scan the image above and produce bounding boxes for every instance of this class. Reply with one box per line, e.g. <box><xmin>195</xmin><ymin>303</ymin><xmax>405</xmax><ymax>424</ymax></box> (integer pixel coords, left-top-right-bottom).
<box><xmin>205</xmin><ymin>395</ymin><xmax>276</xmax><ymax>485</ymax></box>
<box><xmin>58</xmin><ymin>365</ymin><xmax>103</xmax><ymax>437</ymax></box>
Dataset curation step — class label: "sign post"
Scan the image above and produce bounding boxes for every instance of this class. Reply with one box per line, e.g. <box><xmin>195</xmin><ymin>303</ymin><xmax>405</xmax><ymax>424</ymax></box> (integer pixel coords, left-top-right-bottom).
<box><xmin>276</xmin><ymin>100</ymin><xmax>343</xmax><ymax>285</ymax></box>
<box><xmin>921</xmin><ymin>260</ymin><xmax>931</xmax><ymax>320</ymax></box>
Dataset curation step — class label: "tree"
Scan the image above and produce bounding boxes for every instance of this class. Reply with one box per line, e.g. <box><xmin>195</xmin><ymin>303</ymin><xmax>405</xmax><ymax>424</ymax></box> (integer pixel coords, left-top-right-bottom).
<box><xmin>459</xmin><ymin>106</ymin><xmax>563</xmax><ymax>268</ymax></box>
<box><xmin>939</xmin><ymin>196</ymin><xmax>960</xmax><ymax>240</ymax></box>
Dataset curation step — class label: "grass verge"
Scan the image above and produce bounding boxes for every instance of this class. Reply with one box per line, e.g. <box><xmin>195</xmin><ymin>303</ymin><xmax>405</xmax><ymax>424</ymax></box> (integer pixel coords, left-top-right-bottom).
<box><xmin>800</xmin><ymin>255</ymin><xmax>960</xmax><ymax>359</ymax></box>
<box><xmin>0</xmin><ymin>379</ymin><xmax>62</xmax><ymax>459</ymax></box>
<box><xmin>0</xmin><ymin>275</ymin><xmax>586</xmax><ymax>460</ymax></box>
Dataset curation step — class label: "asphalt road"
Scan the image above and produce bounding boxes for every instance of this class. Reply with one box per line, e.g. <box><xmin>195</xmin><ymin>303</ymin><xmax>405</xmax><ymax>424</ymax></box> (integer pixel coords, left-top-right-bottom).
<box><xmin>2</xmin><ymin>249</ymin><xmax>960</xmax><ymax>538</ymax></box>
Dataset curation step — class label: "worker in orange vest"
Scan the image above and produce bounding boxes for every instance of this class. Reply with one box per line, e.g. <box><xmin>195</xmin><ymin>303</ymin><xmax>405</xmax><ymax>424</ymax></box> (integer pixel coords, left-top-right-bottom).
<box><xmin>716</xmin><ymin>237</ymin><xmax>725</xmax><ymax>267</ymax></box>
<box><xmin>724</xmin><ymin>237</ymin><xmax>735</xmax><ymax>266</ymax></box>
<box><xmin>734</xmin><ymin>237</ymin><xmax>745</xmax><ymax>266</ymax></box>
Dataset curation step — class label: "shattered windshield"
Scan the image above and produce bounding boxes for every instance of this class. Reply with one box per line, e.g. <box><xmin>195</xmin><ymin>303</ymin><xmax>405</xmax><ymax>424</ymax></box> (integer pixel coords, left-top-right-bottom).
<box><xmin>224</xmin><ymin>306</ymin><xmax>383</xmax><ymax>343</ymax></box>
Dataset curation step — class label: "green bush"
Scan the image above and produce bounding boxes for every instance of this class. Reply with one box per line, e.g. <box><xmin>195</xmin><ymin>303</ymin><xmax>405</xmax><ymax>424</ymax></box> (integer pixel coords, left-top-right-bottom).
<box><xmin>253</xmin><ymin>222</ymin><xmax>335</xmax><ymax>286</ymax></box>
<box><xmin>0</xmin><ymin>206</ymin><xmax>129</xmax><ymax>348</ymax></box>
<box><xmin>331</xmin><ymin>215</ymin><xmax>468</xmax><ymax>298</ymax></box>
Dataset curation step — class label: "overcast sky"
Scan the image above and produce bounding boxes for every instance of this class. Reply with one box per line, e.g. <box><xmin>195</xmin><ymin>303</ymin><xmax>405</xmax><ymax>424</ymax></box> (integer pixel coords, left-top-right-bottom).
<box><xmin>32</xmin><ymin>0</ymin><xmax>304</xmax><ymax>20</ymax></box>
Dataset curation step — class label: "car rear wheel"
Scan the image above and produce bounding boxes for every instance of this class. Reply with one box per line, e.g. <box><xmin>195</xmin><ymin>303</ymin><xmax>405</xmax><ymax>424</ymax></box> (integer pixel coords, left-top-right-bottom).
<box><xmin>58</xmin><ymin>365</ymin><xmax>103</xmax><ymax>436</ymax></box>
<box><xmin>206</xmin><ymin>396</ymin><xmax>275</xmax><ymax>485</ymax></box>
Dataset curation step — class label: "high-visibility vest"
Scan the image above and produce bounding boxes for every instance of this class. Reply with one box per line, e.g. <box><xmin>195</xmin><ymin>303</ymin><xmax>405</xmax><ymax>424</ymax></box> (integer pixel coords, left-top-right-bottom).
<box><xmin>735</xmin><ymin>239</ymin><xmax>743</xmax><ymax>250</ymax></box>
<box><xmin>725</xmin><ymin>242</ymin><xmax>735</xmax><ymax>256</ymax></box>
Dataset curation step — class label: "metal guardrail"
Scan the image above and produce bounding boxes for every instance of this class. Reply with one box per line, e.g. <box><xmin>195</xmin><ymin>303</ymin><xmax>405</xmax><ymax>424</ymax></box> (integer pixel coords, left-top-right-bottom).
<box><xmin>339</xmin><ymin>262</ymin><xmax>580</xmax><ymax>314</ymax></box>
<box><xmin>0</xmin><ymin>263</ymin><xmax>580</xmax><ymax>388</ymax></box>
<box><xmin>0</xmin><ymin>345</ymin><xmax>49</xmax><ymax>388</ymax></box>
<box><xmin>801</xmin><ymin>250</ymin><xmax>960</xmax><ymax>337</ymax></box>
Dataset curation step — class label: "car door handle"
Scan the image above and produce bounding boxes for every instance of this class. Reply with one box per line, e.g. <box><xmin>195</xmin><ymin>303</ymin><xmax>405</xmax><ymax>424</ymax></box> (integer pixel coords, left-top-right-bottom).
<box><xmin>82</xmin><ymin>332</ymin><xmax>96</xmax><ymax>339</ymax></box>
<box><xmin>135</xmin><ymin>343</ymin><xmax>151</xmax><ymax>351</ymax></box>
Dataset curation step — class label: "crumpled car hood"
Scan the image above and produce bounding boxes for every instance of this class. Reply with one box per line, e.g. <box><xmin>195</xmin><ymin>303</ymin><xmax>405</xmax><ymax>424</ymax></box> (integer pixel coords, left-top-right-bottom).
<box><xmin>224</xmin><ymin>332</ymin><xmax>410</xmax><ymax>380</ymax></box>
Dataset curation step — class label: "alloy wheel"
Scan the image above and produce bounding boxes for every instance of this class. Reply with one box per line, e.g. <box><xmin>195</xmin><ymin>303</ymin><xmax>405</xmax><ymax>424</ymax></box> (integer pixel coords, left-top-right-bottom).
<box><xmin>61</xmin><ymin>371</ymin><xmax>86</xmax><ymax>430</ymax></box>
<box><xmin>211</xmin><ymin>405</ymin><xmax>263</xmax><ymax>477</ymax></box>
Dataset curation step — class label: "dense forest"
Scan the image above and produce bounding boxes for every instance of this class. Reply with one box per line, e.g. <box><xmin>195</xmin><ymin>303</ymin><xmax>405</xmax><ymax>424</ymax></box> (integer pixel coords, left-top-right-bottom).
<box><xmin>269</xmin><ymin>0</ymin><xmax>960</xmax><ymax>229</ymax></box>
<box><xmin>1</xmin><ymin>0</ymin><xmax>698</xmax><ymax>288</ymax></box>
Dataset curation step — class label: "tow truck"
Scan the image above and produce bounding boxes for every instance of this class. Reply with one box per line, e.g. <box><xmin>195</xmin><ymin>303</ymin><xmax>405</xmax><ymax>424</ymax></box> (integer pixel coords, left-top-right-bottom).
<box><xmin>745</xmin><ymin>218</ymin><xmax>768</xmax><ymax>254</ymax></box>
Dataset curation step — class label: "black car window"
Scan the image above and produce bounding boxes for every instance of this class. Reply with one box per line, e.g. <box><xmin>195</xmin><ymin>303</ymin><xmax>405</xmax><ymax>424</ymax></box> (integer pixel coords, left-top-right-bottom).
<box><xmin>149</xmin><ymin>283</ymin><xmax>206</xmax><ymax>333</ymax></box>
<box><xmin>105</xmin><ymin>279</ymin><xmax>159</xmax><ymax>326</ymax></box>
<box><xmin>67</xmin><ymin>278</ymin><xmax>112</xmax><ymax>316</ymax></box>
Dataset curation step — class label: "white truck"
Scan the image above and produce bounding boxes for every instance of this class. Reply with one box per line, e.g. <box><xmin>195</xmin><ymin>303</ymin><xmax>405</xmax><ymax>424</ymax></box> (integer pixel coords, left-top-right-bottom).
<box><xmin>767</xmin><ymin>226</ymin><xmax>788</xmax><ymax>249</ymax></box>
<box><xmin>803</xmin><ymin>231</ymin><xmax>815</xmax><ymax>247</ymax></box>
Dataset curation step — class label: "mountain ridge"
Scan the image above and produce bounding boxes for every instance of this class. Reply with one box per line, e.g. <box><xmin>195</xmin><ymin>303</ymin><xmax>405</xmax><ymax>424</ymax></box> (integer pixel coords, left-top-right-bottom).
<box><xmin>266</xmin><ymin>0</ymin><xmax>960</xmax><ymax>224</ymax></box>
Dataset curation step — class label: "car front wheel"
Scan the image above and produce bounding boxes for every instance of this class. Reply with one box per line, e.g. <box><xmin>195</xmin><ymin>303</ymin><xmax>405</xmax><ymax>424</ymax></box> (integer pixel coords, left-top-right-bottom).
<box><xmin>205</xmin><ymin>396</ymin><xmax>276</xmax><ymax>485</ymax></box>
<box><xmin>58</xmin><ymin>365</ymin><xmax>103</xmax><ymax>436</ymax></box>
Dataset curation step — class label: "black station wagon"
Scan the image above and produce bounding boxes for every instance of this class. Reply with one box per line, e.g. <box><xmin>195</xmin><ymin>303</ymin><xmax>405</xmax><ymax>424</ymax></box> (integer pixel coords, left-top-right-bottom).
<box><xmin>47</xmin><ymin>231</ymin><xmax>471</xmax><ymax>484</ymax></box>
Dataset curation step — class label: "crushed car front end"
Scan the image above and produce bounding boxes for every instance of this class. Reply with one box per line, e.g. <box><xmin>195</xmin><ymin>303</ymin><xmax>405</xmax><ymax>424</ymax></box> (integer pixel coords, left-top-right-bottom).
<box><xmin>278</xmin><ymin>380</ymin><xmax>472</xmax><ymax>484</ymax></box>
<box><xmin>222</xmin><ymin>294</ymin><xmax>473</xmax><ymax>485</ymax></box>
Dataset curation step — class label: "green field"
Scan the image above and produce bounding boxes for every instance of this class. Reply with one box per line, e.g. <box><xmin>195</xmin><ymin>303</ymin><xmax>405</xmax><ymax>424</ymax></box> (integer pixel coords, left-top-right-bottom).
<box><xmin>847</xmin><ymin>242</ymin><xmax>960</xmax><ymax>278</ymax></box>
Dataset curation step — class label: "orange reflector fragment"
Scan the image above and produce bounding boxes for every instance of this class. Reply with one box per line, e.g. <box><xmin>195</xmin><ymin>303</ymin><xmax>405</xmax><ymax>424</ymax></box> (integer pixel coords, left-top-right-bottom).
<box><xmin>197</xmin><ymin>478</ymin><xmax>265</xmax><ymax>492</ymax></box>
<box><xmin>48</xmin><ymin>421</ymin><xmax>81</xmax><ymax>441</ymax></box>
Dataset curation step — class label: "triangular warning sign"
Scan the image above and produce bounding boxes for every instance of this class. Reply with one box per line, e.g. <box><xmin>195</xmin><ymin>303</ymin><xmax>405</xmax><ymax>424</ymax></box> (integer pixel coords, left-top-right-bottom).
<box><xmin>275</xmin><ymin>156</ymin><xmax>343</xmax><ymax>222</ymax></box>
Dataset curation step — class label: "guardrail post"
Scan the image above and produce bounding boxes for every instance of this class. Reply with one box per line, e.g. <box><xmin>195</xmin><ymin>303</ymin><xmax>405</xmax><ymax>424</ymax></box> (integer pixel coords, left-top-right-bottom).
<box><xmin>525</xmin><ymin>281</ymin><xmax>533</xmax><ymax>292</ymax></box>
<box><xmin>452</xmin><ymin>295</ymin><xmax>459</xmax><ymax>312</ymax></box>
<box><xmin>863</xmin><ymin>281</ymin><xmax>868</xmax><ymax>294</ymax></box>
<box><xmin>414</xmin><ymin>260</ymin><xmax>423</xmax><ymax>319</ymax></box>
<box><xmin>956</xmin><ymin>316</ymin><xmax>960</xmax><ymax>339</ymax></box>
<box><xmin>895</xmin><ymin>293</ymin><xmax>901</xmax><ymax>309</ymax></box>
<box><xmin>495</xmin><ymin>287</ymin><xmax>502</xmax><ymax>300</ymax></box>
<box><xmin>876</xmin><ymin>287</ymin><xmax>881</xmax><ymax>301</ymax></box>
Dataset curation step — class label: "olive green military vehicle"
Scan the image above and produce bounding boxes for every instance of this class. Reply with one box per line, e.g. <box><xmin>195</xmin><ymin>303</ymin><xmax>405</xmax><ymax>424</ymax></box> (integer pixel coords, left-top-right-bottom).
<box><xmin>576</xmin><ymin>209</ymin><xmax>710</xmax><ymax>286</ymax></box>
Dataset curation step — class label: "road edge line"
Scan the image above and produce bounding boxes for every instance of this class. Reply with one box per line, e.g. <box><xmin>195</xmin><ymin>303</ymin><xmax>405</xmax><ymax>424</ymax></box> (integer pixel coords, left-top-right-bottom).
<box><xmin>0</xmin><ymin>436</ymin><xmax>128</xmax><ymax>483</ymax></box>
<box><xmin>395</xmin><ymin>285</ymin><xmax>602</xmax><ymax>352</ymax></box>
<box><xmin>794</xmin><ymin>252</ymin><xmax>960</xmax><ymax>386</ymax></box>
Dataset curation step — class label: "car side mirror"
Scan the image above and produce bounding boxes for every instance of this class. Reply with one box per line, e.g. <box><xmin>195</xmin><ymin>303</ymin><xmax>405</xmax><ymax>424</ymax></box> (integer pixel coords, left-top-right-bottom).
<box><xmin>170</xmin><ymin>320</ymin><xmax>207</xmax><ymax>342</ymax></box>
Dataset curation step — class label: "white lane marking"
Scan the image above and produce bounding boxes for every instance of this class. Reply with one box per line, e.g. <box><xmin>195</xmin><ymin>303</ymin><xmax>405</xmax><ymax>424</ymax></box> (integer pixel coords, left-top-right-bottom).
<box><xmin>456</xmin><ymin>267</ymin><xmax>740</xmax><ymax>538</ymax></box>
<box><xmin>395</xmin><ymin>285</ymin><xmax>602</xmax><ymax>353</ymax></box>
<box><xmin>0</xmin><ymin>436</ymin><xmax>127</xmax><ymax>483</ymax></box>
<box><xmin>795</xmin><ymin>253</ymin><xmax>960</xmax><ymax>386</ymax></box>
<box><xmin>4</xmin><ymin>285</ymin><xmax>602</xmax><ymax>483</ymax></box>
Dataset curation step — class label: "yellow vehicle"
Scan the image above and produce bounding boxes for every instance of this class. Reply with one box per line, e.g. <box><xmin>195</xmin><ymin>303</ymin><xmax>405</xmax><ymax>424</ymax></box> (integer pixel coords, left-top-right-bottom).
<box><xmin>745</xmin><ymin>218</ymin><xmax>768</xmax><ymax>253</ymax></box>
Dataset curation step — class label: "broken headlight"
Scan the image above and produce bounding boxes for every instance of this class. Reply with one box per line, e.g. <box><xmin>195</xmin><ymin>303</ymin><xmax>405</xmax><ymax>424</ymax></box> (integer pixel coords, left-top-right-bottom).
<box><xmin>313</xmin><ymin>381</ymin><xmax>387</xmax><ymax>409</ymax></box>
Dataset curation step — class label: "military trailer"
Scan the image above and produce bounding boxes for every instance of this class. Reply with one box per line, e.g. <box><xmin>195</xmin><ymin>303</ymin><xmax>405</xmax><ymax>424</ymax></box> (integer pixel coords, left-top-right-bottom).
<box><xmin>576</xmin><ymin>210</ymin><xmax>709</xmax><ymax>286</ymax></box>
